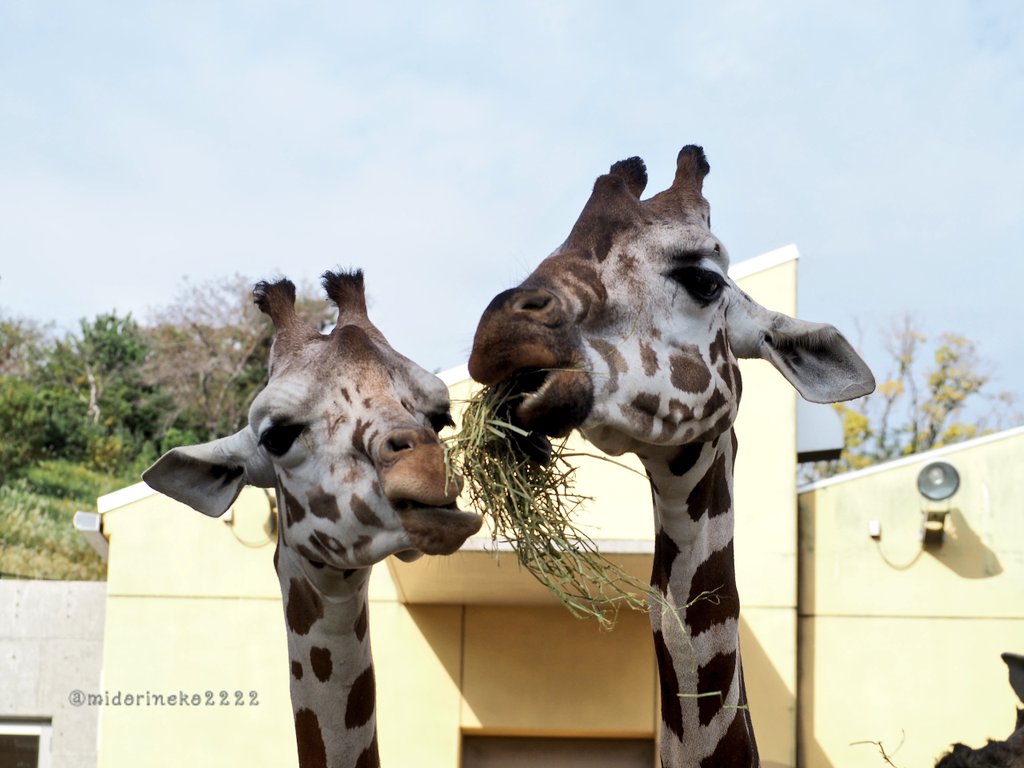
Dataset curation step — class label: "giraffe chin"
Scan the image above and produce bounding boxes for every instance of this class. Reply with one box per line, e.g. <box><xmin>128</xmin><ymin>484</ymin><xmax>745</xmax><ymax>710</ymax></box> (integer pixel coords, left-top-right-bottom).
<box><xmin>397</xmin><ymin>505</ymin><xmax>483</xmax><ymax>555</ymax></box>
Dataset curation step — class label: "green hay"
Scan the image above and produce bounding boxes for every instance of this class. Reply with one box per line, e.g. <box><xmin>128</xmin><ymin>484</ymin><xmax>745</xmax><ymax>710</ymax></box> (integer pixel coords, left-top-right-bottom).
<box><xmin>444</xmin><ymin>377</ymin><xmax>650</xmax><ymax>629</ymax></box>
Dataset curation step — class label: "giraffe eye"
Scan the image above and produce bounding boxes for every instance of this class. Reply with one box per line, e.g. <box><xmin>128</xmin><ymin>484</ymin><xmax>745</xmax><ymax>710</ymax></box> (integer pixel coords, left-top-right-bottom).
<box><xmin>260</xmin><ymin>424</ymin><xmax>306</xmax><ymax>456</ymax></box>
<box><xmin>428</xmin><ymin>411</ymin><xmax>456</xmax><ymax>434</ymax></box>
<box><xmin>668</xmin><ymin>266</ymin><xmax>724</xmax><ymax>304</ymax></box>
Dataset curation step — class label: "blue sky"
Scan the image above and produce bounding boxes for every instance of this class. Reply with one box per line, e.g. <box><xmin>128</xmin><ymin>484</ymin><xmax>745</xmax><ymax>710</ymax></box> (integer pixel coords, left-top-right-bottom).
<box><xmin>2</xmin><ymin>1</ymin><xmax>1022</xmax><ymax>410</ymax></box>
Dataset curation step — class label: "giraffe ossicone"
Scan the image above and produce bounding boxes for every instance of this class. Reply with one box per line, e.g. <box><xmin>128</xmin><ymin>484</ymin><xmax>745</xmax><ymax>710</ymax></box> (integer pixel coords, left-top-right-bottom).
<box><xmin>144</xmin><ymin>269</ymin><xmax>482</xmax><ymax>768</ymax></box>
<box><xmin>469</xmin><ymin>144</ymin><xmax>875</xmax><ymax>767</ymax></box>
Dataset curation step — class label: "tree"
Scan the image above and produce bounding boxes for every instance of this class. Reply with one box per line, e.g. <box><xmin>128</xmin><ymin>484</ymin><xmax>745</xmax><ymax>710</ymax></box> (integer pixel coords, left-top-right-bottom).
<box><xmin>811</xmin><ymin>318</ymin><xmax>1021</xmax><ymax>478</ymax></box>
<box><xmin>0</xmin><ymin>314</ymin><xmax>47</xmax><ymax>377</ymax></box>
<box><xmin>27</xmin><ymin>312</ymin><xmax>167</xmax><ymax>472</ymax></box>
<box><xmin>142</xmin><ymin>274</ymin><xmax>333</xmax><ymax>446</ymax></box>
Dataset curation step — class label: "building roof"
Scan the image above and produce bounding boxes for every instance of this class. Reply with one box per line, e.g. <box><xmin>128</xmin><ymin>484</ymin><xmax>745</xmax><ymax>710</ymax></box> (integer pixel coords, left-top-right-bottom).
<box><xmin>797</xmin><ymin>424</ymin><xmax>1024</xmax><ymax>494</ymax></box>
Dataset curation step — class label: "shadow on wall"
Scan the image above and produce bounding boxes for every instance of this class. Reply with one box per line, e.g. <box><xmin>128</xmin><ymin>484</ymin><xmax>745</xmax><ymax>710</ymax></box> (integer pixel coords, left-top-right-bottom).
<box><xmin>738</xmin><ymin>616</ymin><xmax>798</xmax><ymax>768</ymax></box>
<box><xmin>927</xmin><ymin>508</ymin><xmax>1003</xmax><ymax>580</ymax></box>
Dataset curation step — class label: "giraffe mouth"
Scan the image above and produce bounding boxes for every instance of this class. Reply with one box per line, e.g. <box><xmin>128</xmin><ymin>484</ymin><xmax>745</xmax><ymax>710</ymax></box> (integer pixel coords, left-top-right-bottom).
<box><xmin>396</xmin><ymin>503</ymin><xmax>483</xmax><ymax>555</ymax></box>
<box><xmin>503</xmin><ymin>367</ymin><xmax>594</xmax><ymax>442</ymax></box>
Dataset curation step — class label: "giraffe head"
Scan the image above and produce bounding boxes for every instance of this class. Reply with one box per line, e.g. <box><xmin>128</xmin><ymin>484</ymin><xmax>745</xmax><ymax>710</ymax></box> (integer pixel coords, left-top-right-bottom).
<box><xmin>469</xmin><ymin>145</ymin><xmax>874</xmax><ymax>456</ymax></box>
<box><xmin>144</xmin><ymin>270</ymin><xmax>482</xmax><ymax>569</ymax></box>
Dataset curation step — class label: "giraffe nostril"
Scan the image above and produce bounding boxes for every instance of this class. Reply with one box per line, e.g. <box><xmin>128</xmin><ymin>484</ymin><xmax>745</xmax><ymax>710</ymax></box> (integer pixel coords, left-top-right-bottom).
<box><xmin>511</xmin><ymin>289</ymin><xmax>554</xmax><ymax>314</ymax></box>
<box><xmin>380</xmin><ymin>428</ymin><xmax>431</xmax><ymax>462</ymax></box>
<box><xmin>386</xmin><ymin>437</ymin><xmax>413</xmax><ymax>455</ymax></box>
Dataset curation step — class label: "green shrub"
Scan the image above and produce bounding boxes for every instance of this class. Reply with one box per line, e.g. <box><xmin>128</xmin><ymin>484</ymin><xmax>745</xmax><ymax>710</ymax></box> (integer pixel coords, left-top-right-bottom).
<box><xmin>0</xmin><ymin>480</ymin><xmax>105</xmax><ymax>580</ymax></box>
<box><xmin>21</xmin><ymin>460</ymin><xmax>125</xmax><ymax>505</ymax></box>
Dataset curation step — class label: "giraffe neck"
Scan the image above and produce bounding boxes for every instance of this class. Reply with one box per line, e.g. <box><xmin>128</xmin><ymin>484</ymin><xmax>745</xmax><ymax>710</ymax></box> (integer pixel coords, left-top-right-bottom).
<box><xmin>640</xmin><ymin>429</ymin><xmax>759</xmax><ymax>768</ymax></box>
<box><xmin>277</xmin><ymin>546</ymin><xmax>379</xmax><ymax>768</ymax></box>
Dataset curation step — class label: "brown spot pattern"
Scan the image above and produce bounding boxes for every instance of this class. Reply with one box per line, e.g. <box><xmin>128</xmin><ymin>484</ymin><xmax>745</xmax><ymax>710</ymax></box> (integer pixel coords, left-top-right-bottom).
<box><xmin>352</xmin><ymin>535</ymin><xmax>373</xmax><ymax>554</ymax></box>
<box><xmin>696</xmin><ymin>650</ymin><xmax>736</xmax><ymax>726</ymax></box>
<box><xmin>354</xmin><ymin>602</ymin><xmax>369</xmax><ymax>642</ymax></box>
<box><xmin>281</xmin><ymin>485</ymin><xmax>306</xmax><ymax>525</ymax></box>
<box><xmin>708</xmin><ymin>328</ymin><xmax>728</xmax><ymax>365</ymax></box>
<box><xmin>307</xmin><ymin>487</ymin><xmax>341</xmax><ymax>522</ymax></box>
<box><xmin>625</xmin><ymin>392</ymin><xmax>660</xmax><ymax>435</ymax></box>
<box><xmin>294</xmin><ymin>708</ymin><xmax>328</xmax><ymax>768</ymax></box>
<box><xmin>684</xmin><ymin>541</ymin><xmax>739</xmax><ymax>637</ymax></box>
<box><xmin>593</xmin><ymin>229</ymin><xmax>615</xmax><ymax>262</ymax></box>
<box><xmin>345</xmin><ymin>666</ymin><xmax>376</xmax><ymax>729</ymax></box>
<box><xmin>351</xmin><ymin>495</ymin><xmax>383</xmax><ymax>528</ymax></box>
<box><xmin>718</xmin><ymin>360</ymin><xmax>734</xmax><ymax>392</ymax></box>
<box><xmin>651</xmin><ymin>528</ymin><xmax>680</xmax><ymax>596</ymax></box>
<box><xmin>310</xmin><ymin>646</ymin><xmax>333</xmax><ymax>682</ymax></box>
<box><xmin>686</xmin><ymin>453</ymin><xmax>730</xmax><ymax>522</ymax></box>
<box><xmin>590</xmin><ymin>338</ymin><xmax>627</xmax><ymax>393</ymax></box>
<box><xmin>640</xmin><ymin>342</ymin><xmax>659</xmax><ymax>376</ymax></box>
<box><xmin>653</xmin><ymin>630</ymin><xmax>685</xmax><ymax>742</ymax></box>
<box><xmin>352</xmin><ymin>419</ymin><xmax>370</xmax><ymax>454</ymax></box>
<box><xmin>286</xmin><ymin>577</ymin><xmax>324</xmax><ymax>636</ymax></box>
<box><xmin>291</xmin><ymin>660</ymin><xmax>303</xmax><ymax>680</ymax></box>
<box><xmin>312</xmin><ymin>531</ymin><xmax>346</xmax><ymax>555</ymax></box>
<box><xmin>693</xmin><ymin>408</ymin><xmax>735</xmax><ymax>444</ymax></box>
<box><xmin>354</xmin><ymin>729</ymin><xmax>379</xmax><ymax>768</ymax></box>
<box><xmin>295</xmin><ymin>543</ymin><xmax>324</xmax><ymax>563</ymax></box>
<box><xmin>699</xmin><ymin>706</ymin><xmax>754</xmax><ymax>768</ymax></box>
<box><xmin>700</xmin><ymin>386</ymin><xmax>728</xmax><ymax>420</ymax></box>
<box><xmin>669</xmin><ymin>346</ymin><xmax>712</xmax><ymax>393</ymax></box>
<box><xmin>667</xmin><ymin>398</ymin><xmax>694</xmax><ymax>424</ymax></box>
<box><xmin>564</xmin><ymin>260</ymin><xmax>609</xmax><ymax>306</ymax></box>
<box><xmin>668</xmin><ymin>442</ymin><xmax>704</xmax><ymax>477</ymax></box>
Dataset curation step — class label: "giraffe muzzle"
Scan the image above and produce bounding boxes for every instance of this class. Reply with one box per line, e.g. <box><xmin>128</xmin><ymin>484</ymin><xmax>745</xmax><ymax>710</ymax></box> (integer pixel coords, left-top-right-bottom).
<box><xmin>376</xmin><ymin>436</ymin><xmax>482</xmax><ymax>554</ymax></box>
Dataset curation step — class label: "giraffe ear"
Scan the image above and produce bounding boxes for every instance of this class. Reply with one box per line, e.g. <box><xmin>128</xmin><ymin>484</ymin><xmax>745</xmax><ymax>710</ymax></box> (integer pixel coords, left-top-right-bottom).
<box><xmin>142</xmin><ymin>429</ymin><xmax>275</xmax><ymax>517</ymax></box>
<box><xmin>727</xmin><ymin>290</ymin><xmax>875</xmax><ymax>404</ymax></box>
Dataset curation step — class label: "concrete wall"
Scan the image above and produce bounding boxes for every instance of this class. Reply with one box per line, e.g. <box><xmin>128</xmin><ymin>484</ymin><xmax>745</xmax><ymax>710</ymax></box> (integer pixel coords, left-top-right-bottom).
<box><xmin>0</xmin><ymin>579</ymin><xmax>106</xmax><ymax>768</ymax></box>
<box><xmin>798</xmin><ymin>427</ymin><xmax>1024</xmax><ymax>767</ymax></box>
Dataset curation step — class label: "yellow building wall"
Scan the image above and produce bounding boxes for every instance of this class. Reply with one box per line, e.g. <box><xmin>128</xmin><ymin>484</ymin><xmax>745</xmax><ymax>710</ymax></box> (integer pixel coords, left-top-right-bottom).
<box><xmin>95</xmin><ymin>249</ymin><xmax>804</xmax><ymax>767</ymax></box>
<box><xmin>798</xmin><ymin>427</ymin><xmax>1024</xmax><ymax>767</ymax></box>
<box><xmin>98</xmin><ymin>489</ymin><xmax>296</xmax><ymax>768</ymax></box>
<box><xmin>460</xmin><ymin>607</ymin><xmax>655</xmax><ymax>737</ymax></box>
<box><xmin>731</xmin><ymin>252</ymin><xmax>801</xmax><ymax>768</ymax></box>
<box><xmin>97</xmin><ymin>489</ymin><xmax>658</xmax><ymax>768</ymax></box>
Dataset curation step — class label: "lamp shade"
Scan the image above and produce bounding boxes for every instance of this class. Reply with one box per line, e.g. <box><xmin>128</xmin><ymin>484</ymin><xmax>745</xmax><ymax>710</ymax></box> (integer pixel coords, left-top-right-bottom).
<box><xmin>917</xmin><ymin>461</ymin><xmax>960</xmax><ymax>502</ymax></box>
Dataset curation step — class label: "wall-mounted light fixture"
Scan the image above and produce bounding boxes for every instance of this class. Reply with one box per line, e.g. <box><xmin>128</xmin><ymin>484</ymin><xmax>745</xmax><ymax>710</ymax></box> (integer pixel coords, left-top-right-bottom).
<box><xmin>916</xmin><ymin>461</ymin><xmax>960</xmax><ymax>545</ymax></box>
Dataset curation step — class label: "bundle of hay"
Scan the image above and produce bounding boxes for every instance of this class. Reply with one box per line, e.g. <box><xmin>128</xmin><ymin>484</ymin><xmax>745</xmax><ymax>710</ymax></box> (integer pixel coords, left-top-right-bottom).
<box><xmin>445</xmin><ymin>378</ymin><xmax>649</xmax><ymax>628</ymax></box>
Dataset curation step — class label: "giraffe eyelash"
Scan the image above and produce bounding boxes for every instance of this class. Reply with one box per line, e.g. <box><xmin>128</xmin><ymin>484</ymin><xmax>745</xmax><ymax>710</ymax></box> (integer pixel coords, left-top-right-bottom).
<box><xmin>428</xmin><ymin>411</ymin><xmax>456</xmax><ymax>434</ymax></box>
<box><xmin>666</xmin><ymin>266</ymin><xmax>725</xmax><ymax>304</ymax></box>
<box><xmin>259</xmin><ymin>423</ymin><xmax>306</xmax><ymax>456</ymax></box>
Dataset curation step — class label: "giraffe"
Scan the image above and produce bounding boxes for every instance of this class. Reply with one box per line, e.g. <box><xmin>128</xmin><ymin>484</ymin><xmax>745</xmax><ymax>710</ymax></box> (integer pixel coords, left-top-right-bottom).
<box><xmin>143</xmin><ymin>270</ymin><xmax>482</xmax><ymax>768</ymax></box>
<box><xmin>468</xmin><ymin>145</ymin><xmax>875</xmax><ymax>767</ymax></box>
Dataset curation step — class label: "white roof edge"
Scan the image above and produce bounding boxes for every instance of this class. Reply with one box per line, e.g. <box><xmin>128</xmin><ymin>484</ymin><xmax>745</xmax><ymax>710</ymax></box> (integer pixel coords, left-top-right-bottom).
<box><xmin>728</xmin><ymin>243</ymin><xmax>800</xmax><ymax>281</ymax></box>
<box><xmin>97</xmin><ymin>481</ymin><xmax>157</xmax><ymax>513</ymax></box>
<box><xmin>436</xmin><ymin>246</ymin><xmax>801</xmax><ymax>388</ymax></box>
<box><xmin>437</xmin><ymin>362</ymin><xmax>470</xmax><ymax>386</ymax></box>
<box><xmin>797</xmin><ymin>424</ymin><xmax>1024</xmax><ymax>494</ymax></box>
<box><xmin>460</xmin><ymin>537</ymin><xmax>654</xmax><ymax>555</ymax></box>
